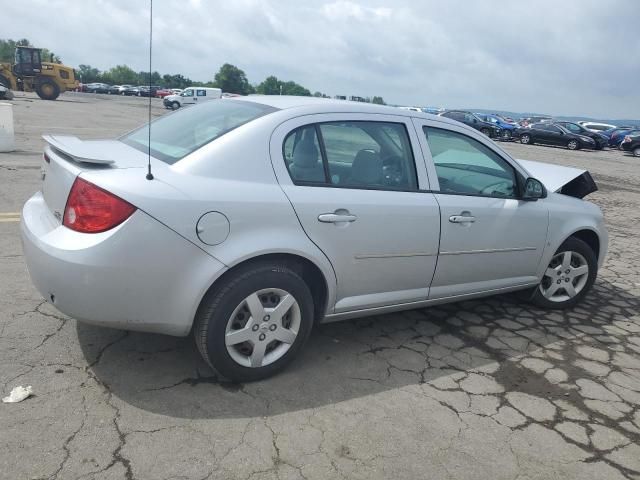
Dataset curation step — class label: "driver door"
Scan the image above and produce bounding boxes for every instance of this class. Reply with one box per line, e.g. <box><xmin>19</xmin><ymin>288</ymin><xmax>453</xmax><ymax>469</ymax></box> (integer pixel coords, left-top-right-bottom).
<box><xmin>413</xmin><ymin>119</ymin><xmax>549</xmax><ymax>298</ymax></box>
<box><xmin>181</xmin><ymin>88</ymin><xmax>196</xmax><ymax>104</ymax></box>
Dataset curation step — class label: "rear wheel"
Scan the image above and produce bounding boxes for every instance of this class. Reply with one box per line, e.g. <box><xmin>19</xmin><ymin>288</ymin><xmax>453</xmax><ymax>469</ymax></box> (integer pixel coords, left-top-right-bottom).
<box><xmin>530</xmin><ymin>237</ymin><xmax>597</xmax><ymax>309</ymax></box>
<box><xmin>520</xmin><ymin>133</ymin><xmax>531</xmax><ymax>145</ymax></box>
<box><xmin>194</xmin><ymin>262</ymin><xmax>314</xmax><ymax>382</ymax></box>
<box><xmin>480</xmin><ymin>127</ymin><xmax>491</xmax><ymax>137</ymax></box>
<box><xmin>567</xmin><ymin>139</ymin><xmax>580</xmax><ymax>150</ymax></box>
<box><xmin>35</xmin><ymin>78</ymin><xmax>60</xmax><ymax>100</ymax></box>
<box><xmin>633</xmin><ymin>147</ymin><xmax>640</xmax><ymax>157</ymax></box>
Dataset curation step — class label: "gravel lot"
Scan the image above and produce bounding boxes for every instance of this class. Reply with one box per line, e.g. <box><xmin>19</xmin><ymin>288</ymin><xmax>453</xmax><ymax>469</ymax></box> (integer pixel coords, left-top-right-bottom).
<box><xmin>1</xmin><ymin>92</ymin><xmax>639</xmax><ymax>480</ymax></box>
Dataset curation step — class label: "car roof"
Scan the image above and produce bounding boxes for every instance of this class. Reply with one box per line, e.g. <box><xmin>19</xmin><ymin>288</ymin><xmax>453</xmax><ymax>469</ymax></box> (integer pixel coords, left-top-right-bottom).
<box><xmin>230</xmin><ymin>95</ymin><xmax>449</xmax><ymax>123</ymax></box>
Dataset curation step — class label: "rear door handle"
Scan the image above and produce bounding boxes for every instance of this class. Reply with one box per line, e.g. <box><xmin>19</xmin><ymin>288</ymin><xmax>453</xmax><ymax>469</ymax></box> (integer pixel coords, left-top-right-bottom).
<box><xmin>449</xmin><ymin>215</ymin><xmax>476</xmax><ymax>223</ymax></box>
<box><xmin>318</xmin><ymin>213</ymin><xmax>357</xmax><ymax>223</ymax></box>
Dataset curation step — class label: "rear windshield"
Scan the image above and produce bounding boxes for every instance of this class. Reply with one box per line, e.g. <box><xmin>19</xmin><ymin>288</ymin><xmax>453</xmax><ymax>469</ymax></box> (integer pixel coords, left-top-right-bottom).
<box><xmin>121</xmin><ymin>100</ymin><xmax>277</xmax><ymax>164</ymax></box>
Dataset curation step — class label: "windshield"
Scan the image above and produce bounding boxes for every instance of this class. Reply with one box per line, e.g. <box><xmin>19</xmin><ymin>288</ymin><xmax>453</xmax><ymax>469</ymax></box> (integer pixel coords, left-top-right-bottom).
<box><xmin>121</xmin><ymin>100</ymin><xmax>277</xmax><ymax>164</ymax></box>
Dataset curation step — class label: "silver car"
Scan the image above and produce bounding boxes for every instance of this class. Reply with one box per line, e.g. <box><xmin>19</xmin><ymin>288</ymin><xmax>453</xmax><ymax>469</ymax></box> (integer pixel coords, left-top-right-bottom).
<box><xmin>21</xmin><ymin>97</ymin><xmax>608</xmax><ymax>381</ymax></box>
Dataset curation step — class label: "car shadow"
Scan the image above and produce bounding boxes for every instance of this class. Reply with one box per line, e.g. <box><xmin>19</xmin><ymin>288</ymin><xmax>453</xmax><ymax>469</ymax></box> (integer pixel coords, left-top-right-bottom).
<box><xmin>78</xmin><ymin>278</ymin><xmax>638</xmax><ymax>419</ymax></box>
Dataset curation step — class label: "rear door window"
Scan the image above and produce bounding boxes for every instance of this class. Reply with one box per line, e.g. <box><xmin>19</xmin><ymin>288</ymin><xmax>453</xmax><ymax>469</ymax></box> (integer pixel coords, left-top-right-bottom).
<box><xmin>283</xmin><ymin>121</ymin><xmax>418</xmax><ymax>191</ymax></box>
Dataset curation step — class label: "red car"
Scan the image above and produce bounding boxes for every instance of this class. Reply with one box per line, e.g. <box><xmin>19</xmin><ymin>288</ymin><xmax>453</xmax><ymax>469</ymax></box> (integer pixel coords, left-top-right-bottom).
<box><xmin>155</xmin><ymin>88</ymin><xmax>173</xmax><ymax>98</ymax></box>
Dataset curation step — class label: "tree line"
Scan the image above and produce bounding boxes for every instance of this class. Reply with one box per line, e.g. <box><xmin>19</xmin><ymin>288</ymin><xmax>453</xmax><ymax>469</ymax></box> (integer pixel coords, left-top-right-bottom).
<box><xmin>1</xmin><ymin>38</ymin><xmax>385</xmax><ymax>103</ymax></box>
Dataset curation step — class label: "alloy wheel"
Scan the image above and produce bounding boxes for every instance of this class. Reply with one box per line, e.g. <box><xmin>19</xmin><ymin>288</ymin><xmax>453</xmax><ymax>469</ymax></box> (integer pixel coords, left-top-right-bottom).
<box><xmin>539</xmin><ymin>251</ymin><xmax>589</xmax><ymax>303</ymax></box>
<box><xmin>224</xmin><ymin>288</ymin><xmax>301</xmax><ymax>368</ymax></box>
<box><xmin>521</xmin><ymin>134</ymin><xmax>530</xmax><ymax>144</ymax></box>
<box><xmin>568</xmin><ymin>140</ymin><xmax>578</xmax><ymax>150</ymax></box>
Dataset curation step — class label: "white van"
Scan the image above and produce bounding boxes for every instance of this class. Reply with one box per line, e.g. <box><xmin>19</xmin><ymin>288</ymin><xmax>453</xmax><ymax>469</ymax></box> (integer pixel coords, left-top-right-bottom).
<box><xmin>163</xmin><ymin>87</ymin><xmax>222</xmax><ymax>110</ymax></box>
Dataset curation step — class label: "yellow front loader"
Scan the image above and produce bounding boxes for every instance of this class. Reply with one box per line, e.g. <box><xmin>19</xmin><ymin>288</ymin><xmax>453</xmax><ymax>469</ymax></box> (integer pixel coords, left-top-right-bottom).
<box><xmin>0</xmin><ymin>46</ymin><xmax>77</xmax><ymax>100</ymax></box>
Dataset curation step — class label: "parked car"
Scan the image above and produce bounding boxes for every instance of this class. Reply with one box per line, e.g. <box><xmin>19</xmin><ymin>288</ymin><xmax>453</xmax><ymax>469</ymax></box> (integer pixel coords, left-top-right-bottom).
<box><xmin>86</xmin><ymin>83</ymin><xmax>111</xmax><ymax>94</ymax></box>
<box><xmin>155</xmin><ymin>88</ymin><xmax>173</xmax><ymax>98</ymax></box>
<box><xmin>162</xmin><ymin>87</ymin><xmax>222</xmax><ymax>109</ymax></box>
<box><xmin>554</xmin><ymin>122</ymin><xmax>608</xmax><ymax>150</ymax></box>
<box><xmin>117</xmin><ymin>85</ymin><xmax>133</xmax><ymax>94</ymax></box>
<box><xmin>516</xmin><ymin>123</ymin><xmax>596</xmax><ymax>150</ymax></box>
<box><xmin>475</xmin><ymin>113</ymin><xmax>517</xmax><ymax>140</ymax></box>
<box><xmin>620</xmin><ymin>134</ymin><xmax>640</xmax><ymax>157</ymax></box>
<box><xmin>608</xmin><ymin>128</ymin><xmax>640</xmax><ymax>147</ymax></box>
<box><xmin>439</xmin><ymin>110</ymin><xmax>501</xmax><ymax>138</ymax></box>
<box><xmin>138</xmin><ymin>85</ymin><xmax>161</xmax><ymax>97</ymax></box>
<box><xmin>519</xmin><ymin>116</ymin><xmax>553</xmax><ymax>127</ymax></box>
<box><xmin>577</xmin><ymin>121</ymin><xmax>617</xmax><ymax>133</ymax></box>
<box><xmin>22</xmin><ymin>97</ymin><xmax>606</xmax><ymax>381</ymax></box>
<box><xmin>123</xmin><ymin>86</ymin><xmax>141</xmax><ymax>96</ymax></box>
<box><xmin>107</xmin><ymin>85</ymin><xmax>122</xmax><ymax>95</ymax></box>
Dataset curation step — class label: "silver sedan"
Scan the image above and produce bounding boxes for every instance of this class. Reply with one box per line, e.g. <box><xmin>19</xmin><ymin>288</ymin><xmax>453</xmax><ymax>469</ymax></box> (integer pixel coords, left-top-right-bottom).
<box><xmin>21</xmin><ymin>97</ymin><xmax>608</xmax><ymax>381</ymax></box>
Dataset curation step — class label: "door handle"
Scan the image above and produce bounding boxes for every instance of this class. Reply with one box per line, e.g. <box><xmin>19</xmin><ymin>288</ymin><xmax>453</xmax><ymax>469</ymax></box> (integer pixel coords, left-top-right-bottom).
<box><xmin>318</xmin><ymin>213</ymin><xmax>357</xmax><ymax>223</ymax></box>
<box><xmin>449</xmin><ymin>215</ymin><xmax>476</xmax><ymax>223</ymax></box>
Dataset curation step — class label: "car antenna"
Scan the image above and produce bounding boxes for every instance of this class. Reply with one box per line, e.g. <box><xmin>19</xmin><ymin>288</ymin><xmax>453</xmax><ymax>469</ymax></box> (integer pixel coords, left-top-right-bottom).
<box><xmin>145</xmin><ymin>0</ymin><xmax>154</xmax><ymax>180</ymax></box>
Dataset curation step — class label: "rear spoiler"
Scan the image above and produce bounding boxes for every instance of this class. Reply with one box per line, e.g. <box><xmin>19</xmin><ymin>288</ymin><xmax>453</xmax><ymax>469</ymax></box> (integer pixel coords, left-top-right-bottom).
<box><xmin>517</xmin><ymin>159</ymin><xmax>598</xmax><ymax>199</ymax></box>
<box><xmin>42</xmin><ymin>135</ymin><xmax>115</xmax><ymax>165</ymax></box>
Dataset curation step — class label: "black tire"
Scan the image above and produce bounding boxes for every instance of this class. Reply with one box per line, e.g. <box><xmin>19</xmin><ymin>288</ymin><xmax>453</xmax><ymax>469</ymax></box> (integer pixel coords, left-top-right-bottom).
<box><xmin>480</xmin><ymin>127</ymin><xmax>491</xmax><ymax>137</ymax></box>
<box><xmin>0</xmin><ymin>74</ymin><xmax>10</xmax><ymax>89</ymax></box>
<box><xmin>567</xmin><ymin>139</ymin><xmax>580</xmax><ymax>150</ymax></box>
<box><xmin>633</xmin><ymin>147</ymin><xmax>640</xmax><ymax>158</ymax></box>
<box><xmin>170</xmin><ymin>101</ymin><xmax>180</xmax><ymax>110</ymax></box>
<box><xmin>35</xmin><ymin>78</ymin><xmax>60</xmax><ymax>100</ymax></box>
<box><xmin>530</xmin><ymin>237</ymin><xmax>598</xmax><ymax>310</ymax></box>
<box><xmin>520</xmin><ymin>133</ymin><xmax>532</xmax><ymax>145</ymax></box>
<box><xmin>194</xmin><ymin>262</ymin><xmax>315</xmax><ymax>382</ymax></box>
<box><xmin>501</xmin><ymin>130</ymin><xmax>512</xmax><ymax>141</ymax></box>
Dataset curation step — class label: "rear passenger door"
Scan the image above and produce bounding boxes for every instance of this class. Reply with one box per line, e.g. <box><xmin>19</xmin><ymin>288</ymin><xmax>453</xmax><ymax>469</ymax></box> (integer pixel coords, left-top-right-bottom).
<box><xmin>270</xmin><ymin>114</ymin><xmax>441</xmax><ymax>313</ymax></box>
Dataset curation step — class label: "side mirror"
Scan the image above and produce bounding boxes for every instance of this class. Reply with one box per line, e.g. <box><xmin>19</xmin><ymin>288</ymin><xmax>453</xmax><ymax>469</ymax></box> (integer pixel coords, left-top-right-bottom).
<box><xmin>522</xmin><ymin>177</ymin><xmax>547</xmax><ymax>201</ymax></box>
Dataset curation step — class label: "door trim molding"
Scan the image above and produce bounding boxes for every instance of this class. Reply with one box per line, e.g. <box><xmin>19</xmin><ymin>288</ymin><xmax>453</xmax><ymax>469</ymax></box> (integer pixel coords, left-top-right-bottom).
<box><xmin>440</xmin><ymin>246</ymin><xmax>537</xmax><ymax>256</ymax></box>
<box><xmin>354</xmin><ymin>252</ymin><xmax>435</xmax><ymax>260</ymax></box>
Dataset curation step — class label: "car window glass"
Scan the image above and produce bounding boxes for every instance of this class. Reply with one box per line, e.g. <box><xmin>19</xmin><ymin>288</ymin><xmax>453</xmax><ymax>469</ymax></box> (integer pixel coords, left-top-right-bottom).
<box><xmin>283</xmin><ymin>126</ymin><xmax>326</xmax><ymax>183</ymax></box>
<box><xmin>319</xmin><ymin>122</ymin><xmax>417</xmax><ymax>190</ymax></box>
<box><xmin>564</xmin><ymin>123</ymin><xmax>580</xmax><ymax>133</ymax></box>
<box><xmin>424</xmin><ymin>127</ymin><xmax>517</xmax><ymax>198</ymax></box>
<box><xmin>548</xmin><ymin>125</ymin><xmax>561</xmax><ymax>133</ymax></box>
<box><xmin>464</xmin><ymin>113</ymin><xmax>475</xmax><ymax>122</ymax></box>
<box><xmin>196</xmin><ymin>89</ymin><xmax>206</xmax><ymax>96</ymax></box>
<box><xmin>183</xmin><ymin>89</ymin><xmax>193</xmax><ymax>97</ymax></box>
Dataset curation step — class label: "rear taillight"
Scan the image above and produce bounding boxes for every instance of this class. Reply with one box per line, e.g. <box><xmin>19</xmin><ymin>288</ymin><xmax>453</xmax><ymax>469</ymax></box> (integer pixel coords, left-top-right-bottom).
<box><xmin>63</xmin><ymin>177</ymin><xmax>136</xmax><ymax>233</ymax></box>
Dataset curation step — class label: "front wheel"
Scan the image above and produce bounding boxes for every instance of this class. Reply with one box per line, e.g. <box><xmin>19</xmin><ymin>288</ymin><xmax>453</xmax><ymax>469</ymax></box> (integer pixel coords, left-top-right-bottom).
<box><xmin>530</xmin><ymin>237</ymin><xmax>597</xmax><ymax>309</ymax></box>
<box><xmin>194</xmin><ymin>263</ymin><xmax>315</xmax><ymax>382</ymax></box>
<box><xmin>501</xmin><ymin>129</ymin><xmax>512</xmax><ymax>141</ymax></box>
<box><xmin>170</xmin><ymin>101</ymin><xmax>180</xmax><ymax>110</ymax></box>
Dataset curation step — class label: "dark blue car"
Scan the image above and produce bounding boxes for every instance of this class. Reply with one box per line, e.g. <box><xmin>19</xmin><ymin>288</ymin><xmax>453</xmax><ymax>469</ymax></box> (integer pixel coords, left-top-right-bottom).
<box><xmin>475</xmin><ymin>114</ymin><xmax>518</xmax><ymax>140</ymax></box>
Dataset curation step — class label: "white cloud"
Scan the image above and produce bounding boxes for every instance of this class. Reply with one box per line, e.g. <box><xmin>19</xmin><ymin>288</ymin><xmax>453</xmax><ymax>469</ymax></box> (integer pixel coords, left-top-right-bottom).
<box><xmin>2</xmin><ymin>0</ymin><xmax>638</xmax><ymax>118</ymax></box>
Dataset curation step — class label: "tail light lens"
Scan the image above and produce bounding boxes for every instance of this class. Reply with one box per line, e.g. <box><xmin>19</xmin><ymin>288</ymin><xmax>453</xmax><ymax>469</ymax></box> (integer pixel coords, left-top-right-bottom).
<box><xmin>63</xmin><ymin>177</ymin><xmax>136</xmax><ymax>233</ymax></box>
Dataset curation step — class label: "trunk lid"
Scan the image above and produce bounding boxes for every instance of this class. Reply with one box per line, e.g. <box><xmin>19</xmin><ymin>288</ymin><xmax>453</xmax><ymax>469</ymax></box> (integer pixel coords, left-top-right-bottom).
<box><xmin>40</xmin><ymin>135</ymin><xmax>149</xmax><ymax>222</ymax></box>
<box><xmin>517</xmin><ymin>159</ymin><xmax>598</xmax><ymax>199</ymax></box>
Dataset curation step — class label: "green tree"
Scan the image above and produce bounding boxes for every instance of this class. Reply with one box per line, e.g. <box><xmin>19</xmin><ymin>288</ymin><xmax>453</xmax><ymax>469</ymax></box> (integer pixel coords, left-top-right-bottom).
<box><xmin>213</xmin><ymin>63</ymin><xmax>252</xmax><ymax>94</ymax></box>
<box><xmin>101</xmin><ymin>65</ymin><xmax>139</xmax><ymax>85</ymax></box>
<box><xmin>256</xmin><ymin>75</ymin><xmax>281</xmax><ymax>95</ymax></box>
<box><xmin>256</xmin><ymin>75</ymin><xmax>311</xmax><ymax>96</ymax></box>
<box><xmin>372</xmin><ymin>96</ymin><xmax>385</xmax><ymax>105</ymax></box>
<box><xmin>77</xmin><ymin>64</ymin><xmax>101</xmax><ymax>83</ymax></box>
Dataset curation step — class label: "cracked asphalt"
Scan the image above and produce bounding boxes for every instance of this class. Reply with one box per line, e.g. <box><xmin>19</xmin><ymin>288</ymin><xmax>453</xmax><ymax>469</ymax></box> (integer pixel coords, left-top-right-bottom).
<box><xmin>1</xmin><ymin>93</ymin><xmax>639</xmax><ymax>480</ymax></box>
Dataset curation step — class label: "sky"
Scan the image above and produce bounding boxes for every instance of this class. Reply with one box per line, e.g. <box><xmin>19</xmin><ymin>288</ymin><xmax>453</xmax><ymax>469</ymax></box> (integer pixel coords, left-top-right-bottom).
<box><xmin>4</xmin><ymin>0</ymin><xmax>640</xmax><ymax>119</ymax></box>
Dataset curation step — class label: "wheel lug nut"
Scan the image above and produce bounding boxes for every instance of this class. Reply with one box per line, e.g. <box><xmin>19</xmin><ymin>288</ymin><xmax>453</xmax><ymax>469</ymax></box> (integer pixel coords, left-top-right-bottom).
<box><xmin>565</xmin><ymin>278</ymin><xmax>570</xmax><ymax>283</ymax></box>
<box><xmin>252</xmin><ymin>325</ymin><xmax>259</xmax><ymax>332</ymax></box>
<box><xmin>565</xmin><ymin>269</ymin><xmax>570</xmax><ymax>274</ymax></box>
<box><xmin>259</xmin><ymin>333</ymin><xmax>266</xmax><ymax>341</ymax></box>
<box><xmin>557</xmin><ymin>279</ymin><xmax>562</xmax><ymax>284</ymax></box>
<box><xmin>263</xmin><ymin>315</ymin><xmax>270</xmax><ymax>322</ymax></box>
<box><xmin>269</xmin><ymin>324</ymin><xmax>277</xmax><ymax>331</ymax></box>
